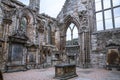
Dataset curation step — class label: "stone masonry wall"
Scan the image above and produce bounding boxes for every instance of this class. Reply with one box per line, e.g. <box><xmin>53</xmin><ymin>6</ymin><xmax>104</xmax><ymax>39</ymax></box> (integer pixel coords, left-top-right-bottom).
<box><xmin>91</xmin><ymin>29</ymin><xmax>120</xmax><ymax>68</ymax></box>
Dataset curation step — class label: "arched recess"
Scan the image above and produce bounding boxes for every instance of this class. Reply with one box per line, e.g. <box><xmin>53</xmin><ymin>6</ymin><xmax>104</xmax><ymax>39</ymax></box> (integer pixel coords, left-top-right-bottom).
<box><xmin>17</xmin><ymin>7</ymin><xmax>36</xmax><ymax>40</ymax></box>
<box><xmin>20</xmin><ymin>16</ymin><xmax>27</xmax><ymax>33</ymax></box>
<box><xmin>7</xmin><ymin>8</ymin><xmax>36</xmax><ymax>68</ymax></box>
<box><xmin>47</xmin><ymin>24</ymin><xmax>52</xmax><ymax>44</ymax></box>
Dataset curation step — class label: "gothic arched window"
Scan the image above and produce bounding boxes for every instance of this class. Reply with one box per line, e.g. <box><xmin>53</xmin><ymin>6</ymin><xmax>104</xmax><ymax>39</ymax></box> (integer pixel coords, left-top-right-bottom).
<box><xmin>20</xmin><ymin>17</ymin><xmax>27</xmax><ymax>32</ymax></box>
<box><xmin>66</xmin><ymin>23</ymin><xmax>78</xmax><ymax>45</ymax></box>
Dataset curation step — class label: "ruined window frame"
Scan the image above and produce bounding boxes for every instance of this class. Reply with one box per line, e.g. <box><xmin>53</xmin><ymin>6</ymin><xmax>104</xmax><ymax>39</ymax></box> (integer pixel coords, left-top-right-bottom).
<box><xmin>95</xmin><ymin>0</ymin><xmax>120</xmax><ymax>31</ymax></box>
<box><xmin>66</xmin><ymin>23</ymin><xmax>78</xmax><ymax>45</ymax></box>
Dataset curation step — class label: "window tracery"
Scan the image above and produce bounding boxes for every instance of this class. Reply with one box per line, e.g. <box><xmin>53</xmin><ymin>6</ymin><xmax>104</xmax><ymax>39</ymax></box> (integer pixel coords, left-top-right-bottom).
<box><xmin>66</xmin><ymin>23</ymin><xmax>78</xmax><ymax>45</ymax></box>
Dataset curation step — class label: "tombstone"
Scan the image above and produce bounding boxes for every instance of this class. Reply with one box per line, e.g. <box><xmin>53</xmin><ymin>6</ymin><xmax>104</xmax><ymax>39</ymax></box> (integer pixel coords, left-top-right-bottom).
<box><xmin>54</xmin><ymin>63</ymin><xmax>78</xmax><ymax>79</ymax></box>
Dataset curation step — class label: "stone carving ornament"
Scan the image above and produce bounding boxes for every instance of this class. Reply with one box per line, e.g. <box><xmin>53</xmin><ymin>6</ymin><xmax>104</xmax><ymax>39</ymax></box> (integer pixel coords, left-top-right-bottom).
<box><xmin>1</xmin><ymin>0</ymin><xmax>15</xmax><ymax>8</ymax></box>
<box><xmin>78</xmin><ymin>10</ymin><xmax>88</xmax><ymax>27</ymax></box>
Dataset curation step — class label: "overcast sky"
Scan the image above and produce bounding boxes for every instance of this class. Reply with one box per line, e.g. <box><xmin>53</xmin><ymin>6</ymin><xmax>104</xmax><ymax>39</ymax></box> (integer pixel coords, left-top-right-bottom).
<box><xmin>40</xmin><ymin>0</ymin><xmax>65</xmax><ymax>18</ymax></box>
<box><xmin>17</xmin><ymin>0</ymin><xmax>65</xmax><ymax>18</ymax></box>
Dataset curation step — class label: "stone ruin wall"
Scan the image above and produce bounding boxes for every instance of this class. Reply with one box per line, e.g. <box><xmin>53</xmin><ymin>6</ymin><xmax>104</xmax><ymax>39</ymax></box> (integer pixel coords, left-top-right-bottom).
<box><xmin>91</xmin><ymin>29</ymin><xmax>120</xmax><ymax>68</ymax></box>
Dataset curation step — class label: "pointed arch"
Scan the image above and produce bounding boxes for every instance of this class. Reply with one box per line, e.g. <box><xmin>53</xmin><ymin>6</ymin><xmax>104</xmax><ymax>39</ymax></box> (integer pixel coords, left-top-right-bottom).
<box><xmin>16</xmin><ymin>7</ymin><xmax>36</xmax><ymax>41</ymax></box>
<box><xmin>16</xmin><ymin>7</ymin><xmax>36</xmax><ymax>31</ymax></box>
<box><xmin>17</xmin><ymin>7</ymin><xmax>36</xmax><ymax>26</ymax></box>
<box><xmin>47</xmin><ymin>24</ymin><xmax>52</xmax><ymax>44</ymax></box>
<box><xmin>63</xmin><ymin>15</ymin><xmax>80</xmax><ymax>35</ymax></box>
<box><xmin>66</xmin><ymin>23</ymin><xmax>78</xmax><ymax>45</ymax></box>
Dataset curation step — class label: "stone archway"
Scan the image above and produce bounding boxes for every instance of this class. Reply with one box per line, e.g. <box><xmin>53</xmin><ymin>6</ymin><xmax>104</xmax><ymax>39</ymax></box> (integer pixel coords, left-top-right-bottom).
<box><xmin>60</xmin><ymin>15</ymin><xmax>80</xmax><ymax>51</ymax></box>
<box><xmin>59</xmin><ymin>13</ymin><xmax>91</xmax><ymax>67</ymax></box>
<box><xmin>59</xmin><ymin>15</ymin><xmax>81</xmax><ymax>66</ymax></box>
<box><xmin>17</xmin><ymin>8</ymin><xmax>36</xmax><ymax>41</ymax></box>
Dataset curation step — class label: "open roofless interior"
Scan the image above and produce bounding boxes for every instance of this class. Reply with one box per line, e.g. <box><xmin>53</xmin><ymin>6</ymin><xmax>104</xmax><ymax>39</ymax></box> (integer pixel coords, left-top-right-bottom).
<box><xmin>0</xmin><ymin>0</ymin><xmax>120</xmax><ymax>80</ymax></box>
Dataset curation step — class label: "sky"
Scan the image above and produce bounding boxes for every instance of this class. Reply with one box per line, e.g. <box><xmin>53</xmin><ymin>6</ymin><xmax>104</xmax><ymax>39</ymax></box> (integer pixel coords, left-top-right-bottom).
<box><xmin>18</xmin><ymin>0</ymin><xmax>29</xmax><ymax>5</ymax></box>
<box><xmin>40</xmin><ymin>0</ymin><xmax>66</xmax><ymax>18</ymax></box>
<box><xmin>17</xmin><ymin>0</ymin><xmax>66</xmax><ymax>18</ymax></box>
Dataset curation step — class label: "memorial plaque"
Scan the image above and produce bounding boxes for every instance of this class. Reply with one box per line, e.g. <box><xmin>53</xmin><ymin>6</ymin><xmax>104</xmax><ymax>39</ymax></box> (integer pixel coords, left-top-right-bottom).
<box><xmin>11</xmin><ymin>44</ymin><xmax>23</xmax><ymax>61</ymax></box>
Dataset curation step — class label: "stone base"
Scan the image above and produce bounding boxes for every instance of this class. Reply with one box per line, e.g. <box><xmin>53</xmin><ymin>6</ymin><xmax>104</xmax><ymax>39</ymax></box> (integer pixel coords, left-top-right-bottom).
<box><xmin>54</xmin><ymin>74</ymin><xmax>78</xmax><ymax>80</ymax></box>
<box><xmin>5</xmin><ymin>64</ymin><xmax>27</xmax><ymax>72</ymax></box>
<box><xmin>105</xmin><ymin>65</ymin><xmax>120</xmax><ymax>71</ymax></box>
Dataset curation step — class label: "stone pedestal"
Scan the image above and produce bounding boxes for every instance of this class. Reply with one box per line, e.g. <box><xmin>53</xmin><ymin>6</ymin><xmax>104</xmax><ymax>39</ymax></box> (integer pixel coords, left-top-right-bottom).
<box><xmin>6</xmin><ymin>64</ymin><xmax>27</xmax><ymax>72</ymax></box>
<box><xmin>54</xmin><ymin>63</ymin><xmax>78</xmax><ymax>80</ymax></box>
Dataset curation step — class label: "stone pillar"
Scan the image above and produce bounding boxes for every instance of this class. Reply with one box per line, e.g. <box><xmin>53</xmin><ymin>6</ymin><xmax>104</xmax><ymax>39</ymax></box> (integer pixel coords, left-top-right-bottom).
<box><xmin>48</xmin><ymin>25</ymin><xmax>52</xmax><ymax>44</ymax></box>
<box><xmin>79</xmin><ymin>26</ymin><xmax>90</xmax><ymax>68</ymax></box>
<box><xmin>2</xmin><ymin>18</ymin><xmax>12</xmax><ymax>70</ymax></box>
<box><xmin>84</xmin><ymin>31</ymin><xmax>90</xmax><ymax>68</ymax></box>
<box><xmin>55</xmin><ymin>28</ymin><xmax>60</xmax><ymax>50</ymax></box>
<box><xmin>23</xmin><ymin>47</ymin><xmax>27</xmax><ymax>65</ymax></box>
<box><xmin>79</xmin><ymin>30</ymin><xmax>84</xmax><ymax>67</ymax></box>
<box><xmin>60</xmin><ymin>35</ymin><xmax>67</xmax><ymax>61</ymax></box>
<box><xmin>71</xmin><ymin>30</ymin><xmax>73</xmax><ymax>45</ymax></box>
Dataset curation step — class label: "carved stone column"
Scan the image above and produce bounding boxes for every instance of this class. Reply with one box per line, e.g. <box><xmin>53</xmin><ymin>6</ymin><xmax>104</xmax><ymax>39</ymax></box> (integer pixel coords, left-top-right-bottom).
<box><xmin>60</xmin><ymin>35</ymin><xmax>66</xmax><ymax>61</ymax></box>
<box><xmin>2</xmin><ymin>18</ymin><xmax>12</xmax><ymax>70</ymax></box>
<box><xmin>80</xmin><ymin>26</ymin><xmax>90</xmax><ymax>68</ymax></box>
<box><xmin>79</xmin><ymin>27</ymin><xmax>85</xmax><ymax>68</ymax></box>
<box><xmin>78</xmin><ymin>10</ymin><xmax>91</xmax><ymax>68</ymax></box>
<box><xmin>3</xmin><ymin>18</ymin><xmax>12</xmax><ymax>50</ymax></box>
